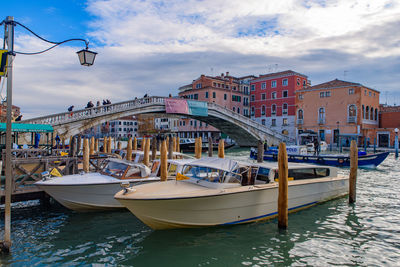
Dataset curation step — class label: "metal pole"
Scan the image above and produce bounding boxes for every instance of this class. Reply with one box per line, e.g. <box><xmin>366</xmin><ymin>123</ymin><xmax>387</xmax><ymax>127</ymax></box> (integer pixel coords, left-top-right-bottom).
<box><xmin>2</xmin><ymin>16</ymin><xmax>14</xmax><ymax>253</ymax></box>
<box><xmin>395</xmin><ymin>133</ymin><xmax>399</xmax><ymax>159</ymax></box>
<box><xmin>373</xmin><ymin>138</ymin><xmax>376</xmax><ymax>154</ymax></box>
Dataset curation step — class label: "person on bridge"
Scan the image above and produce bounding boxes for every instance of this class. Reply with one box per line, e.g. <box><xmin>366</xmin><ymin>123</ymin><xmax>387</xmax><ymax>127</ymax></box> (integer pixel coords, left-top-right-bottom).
<box><xmin>68</xmin><ymin>105</ymin><xmax>74</xmax><ymax>117</ymax></box>
<box><xmin>86</xmin><ymin>101</ymin><xmax>94</xmax><ymax>108</ymax></box>
<box><xmin>15</xmin><ymin>114</ymin><xmax>23</xmax><ymax>121</ymax></box>
<box><xmin>313</xmin><ymin>138</ymin><xmax>320</xmax><ymax>155</ymax></box>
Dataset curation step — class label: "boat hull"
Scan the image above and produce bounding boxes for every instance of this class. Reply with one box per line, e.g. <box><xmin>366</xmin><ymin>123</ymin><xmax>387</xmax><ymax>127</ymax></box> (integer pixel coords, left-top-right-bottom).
<box><xmin>250</xmin><ymin>150</ymin><xmax>389</xmax><ymax>168</ymax></box>
<box><xmin>37</xmin><ymin>181</ymin><xmax>152</xmax><ymax>212</ymax></box>
<box><xmin>116</xmin><ymin>177</ymin><xmax>348</xmax><ymax>229</ymax></box>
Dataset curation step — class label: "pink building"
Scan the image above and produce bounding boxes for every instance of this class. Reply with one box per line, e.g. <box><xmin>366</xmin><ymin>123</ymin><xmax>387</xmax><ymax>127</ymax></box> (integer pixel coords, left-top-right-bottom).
<box><xmin>177</xmin><ymin>72</ymin><xmax>253</xmax><ymax>140</ymax></box>
<box><xmin>250</xmin><ymin>70</ymin><xmax>309</xmax><ymax>140</ymax></box>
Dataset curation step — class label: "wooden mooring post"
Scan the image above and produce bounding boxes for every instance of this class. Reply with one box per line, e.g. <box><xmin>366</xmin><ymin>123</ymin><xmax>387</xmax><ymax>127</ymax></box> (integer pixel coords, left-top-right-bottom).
<box><xmin>133</xmin><ymin>137</ymin><xmax>137</xmax><ymax>151</ymax></box>
<box><xmin>208</xmin><ymin>137</ymin><xmax>213</xmax><ymax>157</ymax></box>
<box><xmin>257</xmin><ymin>140</ymin><xmax>264</xmax><ymax>163</ymax></box>
<box><xmin>349</xmin><ymin>140</ymin><xmax>358</xmax><ymax>203</ymax></box>
<box><xmin>90</xmin><ymin>137</ymin><xmax>95</xmax><ymax>155</ymax></box>
<box><xmin>160</xmin><ymin>140</ymin><xmax>168</xmax><ymax>181</ymax></box>
<box><xmin>143</xmin><ymin>138</ymin><xmax>150</xmax><ymax>166</ymax></box>
<box><xmin>195</xmin><ymin>137</ymin><xmax>202</xmax><ymax>159</ymax></box>
<box><xmin>168</xmin><ymin>137</ymin><xmax>174</xmax><ymax>159</ymax></box>
<box><xmin>218</xmin><ymin>139</ymin><xmax>225</xmax><ymax>158</ymax></box>
<box><xmin>83</xmin><ymin>138</ymin><xmax>90</xmax><ymax>173</ymax></box>
<box><xmin>176</xmin><ymin>137</ymin><xmax>180</xmax><ymax>153</ymax></box>
<box><xmin>151</xmin><ymin>137</ymin><xmax>157</xmax><ymax>161</ymax></box>
<box><xmin>126</xmin><ymin>137</ymin><xmax>132</xmax><ymax>161</ymax></box>
<box><xmin>278</xmin><ymin>142</ymin><xmax>288</xmax><ymax>229</ymax></box>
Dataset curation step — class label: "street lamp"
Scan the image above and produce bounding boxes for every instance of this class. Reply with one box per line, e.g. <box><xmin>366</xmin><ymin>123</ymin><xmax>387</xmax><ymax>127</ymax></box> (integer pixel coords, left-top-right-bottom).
<box><xmin>0</xmin><ymin>16</ymin><xmax>96</xmax><ymax>253</ymax></box>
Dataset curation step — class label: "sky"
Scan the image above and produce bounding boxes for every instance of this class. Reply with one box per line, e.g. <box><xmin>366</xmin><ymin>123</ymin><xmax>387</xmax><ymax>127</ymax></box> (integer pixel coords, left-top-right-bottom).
<box><xmin>1</xmin><ymin>0</ymin><xmax>400</xmax><ymax>118</ymax></box>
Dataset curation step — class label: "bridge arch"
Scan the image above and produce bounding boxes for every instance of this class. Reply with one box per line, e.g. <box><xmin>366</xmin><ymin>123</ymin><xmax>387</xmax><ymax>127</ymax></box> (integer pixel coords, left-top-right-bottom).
<box><xmin>22</xmin><ymin>97</ymin><xmax>292</xmax><ymax>146</ymax></box>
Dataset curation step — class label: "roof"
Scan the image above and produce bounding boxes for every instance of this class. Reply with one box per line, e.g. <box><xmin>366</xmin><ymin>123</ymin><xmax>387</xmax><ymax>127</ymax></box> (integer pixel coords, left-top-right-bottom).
<box><xmin>298</xmin><ymin>79</ymin><xmax>380</xmax><ymax>93</ymax></box>
<box><xmin>253</xmin><ymin>70</ymin><xmax>308</xmax><ymax>82</ymax></box>
<box><xmin>0</xmin><ymin>123</ymin><xmax>53</xmax><ymax>133</ymax></box>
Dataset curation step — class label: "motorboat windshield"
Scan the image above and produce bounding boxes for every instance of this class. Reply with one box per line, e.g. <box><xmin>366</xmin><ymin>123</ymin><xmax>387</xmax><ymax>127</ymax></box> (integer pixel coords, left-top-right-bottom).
<box><xmin>100</xmin><ymin>159</ymin><xmax>151</xmax><ymax>179</ymax></box>
<box><xmin>181</xmin><ymin>163</ymin><xmax>242</xmax><ymax>185</ymax></box>
<box><xmin>101</xmin><ymin>161</ymin><xmax>129</xmax><ymax>178</ymax></box>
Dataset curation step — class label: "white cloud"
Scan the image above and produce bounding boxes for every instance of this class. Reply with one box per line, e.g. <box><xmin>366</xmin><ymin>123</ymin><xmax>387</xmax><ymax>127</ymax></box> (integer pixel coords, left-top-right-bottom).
<box><xmin>5</xmin><ymin>0</ymin><xmax>400</xmax><ymax>118</ymax></box>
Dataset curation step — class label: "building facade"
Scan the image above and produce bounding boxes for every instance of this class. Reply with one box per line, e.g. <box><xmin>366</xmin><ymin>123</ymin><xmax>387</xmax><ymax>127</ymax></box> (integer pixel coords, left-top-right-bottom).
<box><xmin>250</xmin><ymin>70</ymin><xmax>309</xmax><ymax>140</ymax></box>
<box><xmin>177</xmin><ymin>72</ymin><xmax>252</xmax><ymax>141</ymax></box>
<box><xmin>295</xmin><ymin>79</ymin><xmax>380</xmax><ymax>146</ymax></box>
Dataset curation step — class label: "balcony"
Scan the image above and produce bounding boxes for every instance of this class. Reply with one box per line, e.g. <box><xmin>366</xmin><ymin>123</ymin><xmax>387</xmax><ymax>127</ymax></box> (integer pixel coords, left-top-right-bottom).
<box><xmin>318</xmin><ymin>118</ymin><xmax>325</xmax><ymax>124</ymax></box>
<box><xmin>347</xmin><ymin>116</ymin><xmax>356</xmax><ymax>123</ymax></box>
<box><xmin>297</xmin><ymin>119</ymin><xmax>303</xmax><ymax>125</ymax></box>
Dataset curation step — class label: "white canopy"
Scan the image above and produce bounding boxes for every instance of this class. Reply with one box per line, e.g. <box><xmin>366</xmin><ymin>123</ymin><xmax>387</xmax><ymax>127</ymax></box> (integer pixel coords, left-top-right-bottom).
<box><xmin>185</xmin><ymin>157</ymin><xmax>239</xmax><ymax>172</ymax></box>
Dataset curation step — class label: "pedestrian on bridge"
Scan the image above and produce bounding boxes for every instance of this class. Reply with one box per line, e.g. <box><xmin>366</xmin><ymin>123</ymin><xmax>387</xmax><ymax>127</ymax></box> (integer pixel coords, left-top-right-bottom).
<box><xmin>15</xmin><ymin>114</ymin><xmax>23</xmax><ymax>121</ymax></box>
<box><xmin>68</xmin><ymin>105</ymin><xmax>74</xmax><ymax>117</ymax></box>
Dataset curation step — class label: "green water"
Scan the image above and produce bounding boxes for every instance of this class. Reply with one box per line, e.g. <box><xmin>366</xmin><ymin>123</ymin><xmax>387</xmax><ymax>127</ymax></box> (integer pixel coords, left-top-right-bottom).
<box><xmin>1</xmin><ymin>149</ymin><xmax>400</xmax><ymax>266</ymax></box>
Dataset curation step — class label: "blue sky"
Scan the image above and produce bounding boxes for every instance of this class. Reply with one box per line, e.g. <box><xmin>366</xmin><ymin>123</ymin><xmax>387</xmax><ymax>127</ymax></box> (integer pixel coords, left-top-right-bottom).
<box><xmin>1</xmin><ymin>0</ymin><xmax>400</xmax><ymax>118</ymax></box>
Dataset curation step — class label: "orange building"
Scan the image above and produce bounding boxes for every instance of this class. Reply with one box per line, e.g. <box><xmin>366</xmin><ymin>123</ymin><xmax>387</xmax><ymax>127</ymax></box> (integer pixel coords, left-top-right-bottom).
<box><xmin>0</xmin><ymin>102</ymin><xmax>21</xmax><ymax>122</ymax></box>
<box><xmin>295</xmin><ymin>79</ymin><xmax>380</xmax><ymax>146</ymax></box>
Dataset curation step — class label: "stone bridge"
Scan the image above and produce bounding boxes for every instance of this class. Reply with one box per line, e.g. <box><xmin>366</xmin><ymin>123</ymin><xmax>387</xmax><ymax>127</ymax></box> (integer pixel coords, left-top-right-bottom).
<box><xmin>22</xmin><ymin>97</ymin><xmax>293</xmax><ymax>146</ymax></box>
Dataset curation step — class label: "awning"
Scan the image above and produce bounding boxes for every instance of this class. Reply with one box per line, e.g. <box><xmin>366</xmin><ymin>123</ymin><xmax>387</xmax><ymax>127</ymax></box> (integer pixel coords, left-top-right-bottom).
<box><xmin>0</xmin><ymin>123</ymin><xmax>54</xmax><ymax>133</ymax></box>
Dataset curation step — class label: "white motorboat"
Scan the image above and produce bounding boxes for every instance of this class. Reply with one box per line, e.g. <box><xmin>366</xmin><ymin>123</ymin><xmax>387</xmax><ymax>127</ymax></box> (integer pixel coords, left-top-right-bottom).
<box><xmin>115</xmin><ymin>158</ymin><xmax>348</xmax><ymax>229</ymax></box>
<box><xmin>35</xmin><ymin>158</ymin><xmax>193</xmax><ymax>212</ymax></box>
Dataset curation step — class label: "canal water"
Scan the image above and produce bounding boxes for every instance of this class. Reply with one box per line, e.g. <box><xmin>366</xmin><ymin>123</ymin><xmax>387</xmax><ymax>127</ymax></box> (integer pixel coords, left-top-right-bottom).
<box><xmin>1</xmin><ymin>149</ymin><xmax>399</xmax><ymax>266</ymax></box>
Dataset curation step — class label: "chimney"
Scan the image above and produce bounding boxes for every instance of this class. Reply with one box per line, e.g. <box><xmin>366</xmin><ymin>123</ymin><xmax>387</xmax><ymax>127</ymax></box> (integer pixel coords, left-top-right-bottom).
<box><xmin>226</xmin><ymin>71</ymin><xmax>229</xmax><ymax>76</ymax></box>
<box><xmin>221</xmin><ymin>73</ymin><xmax>224</xmax><ymax>77</ymax></box>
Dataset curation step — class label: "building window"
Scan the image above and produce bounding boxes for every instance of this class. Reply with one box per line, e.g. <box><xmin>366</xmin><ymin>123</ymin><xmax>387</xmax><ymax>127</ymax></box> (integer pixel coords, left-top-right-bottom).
<box><xmin>283</xmin><ymin>103</ymin><xmax>288</xmax><ymax>114</ymax></box>
<box><xmin>262</xmin><ymin>119</ymin><xmax>266</xmax><ymax>125</ymax></box>
<box><xmin>213</xmin><ymin>92</ymin><xmax>216</xmax><ymax>98</ymax></box>
<box><xmin>262</xmin><ymin>105</ymin><xmax>266</xmax><ymax>115</ymax></box>
<box><xmin>369</xmin><ymin>91</ymin><xmax>372</xmax><ymax>97</ymax></box>
<box><xmin>261</xmin><ymin>93</ymin><xmax>266</xmax><ymax>100</ymax></box>
<box><xmin>261</xmin><ymin>82</ymin><xmax>266</xmax><ymax>89</ymax></box>
<box><xmin>282</xmin><ymin>129</ymin><xmax>289</xmax><ymax>135</ymax></box>
<box><xmin>194</xmin><ymin>94</ymin><xmax>198</xmax><ymax>100</ymax></box>
<box><xmin>282</xmin><ymin>118</ymin><xmax>288</xmax><ymax>126</ymax></box>
<box><xmin>298</xmin><ymin>94</ymin><xmax>303</xmax><ymax>100</ymax></box>
<box><xmin>325</xmin><ymin>91</ymin><xmax>331</xmax><ymax>97</ymax></box>
<box><xmin>375</xmin><ymin>109</ymin><xmax>378</xmax><ymax>121</ymax></box>
<box><xmin>283</xmin><ymin>90</ymin><xmax>288</xmax><ymax>98</ymax></box>
<box><xmin>303</xmin><ymin>80</ymin><xmax>306</xmax><ymax>86</ymax></box>
<box><xmin>348</xmin><ymin>104</ymin><xmax>357</xmax><ymax>123</ymax></box>
<box><xmin>251</xmin><ymin>84</ymin><xmax>255</xmax><ymax>91</ymax></box>
<box><xmin>271</xmin><ymin>104</ymin><xmax>276</xmax><ymax>115</ymax></box>
<box><xmin>213</xmin><ymin>82</ymin><xmax>216</xmax><ymax>87</ymax></box>
<box><xmin>224</xmin><ymin>94</ymin><xmax>227</xmax><ymax>100</ymax></box>
<box><xmin>370</xmin><ymin>107</ymin><xmax>374</xmax><ymax>120</ymax></box>
<box><xmin>226</xmin><ymin>85</ymin><xmax>229</xmax><ymax>89</ymax></box>
<box><xmin>272</xmin><ymin>119</ymin><xmax>276</xmax><ymax>126</ymax></box>
<box><xmin>366</xmin><ymin>106</ymin><xmax>369</xmax><ymax>120</ymax></box>
<box><xmin>251</xmin><ymin>107</ymin><xmax>255</xmax><ymax>116</ymax></box>
<box><xmin>205</xmin><ymin>92</ymin><xmax>209</xmax><ymax>98</ymax></box>
<box><xmin>364</xmin><ymin>90</ymin><xmax>367</xmax><ymax>96</ymax></box>
<box><xmin>233</xmin><ymin>107</ymin><xmax>236</xmax><ymax>112</ymax></box>
<box><xmin>271</xmin><ymin>81</ymin><xmax>277</xmax><ymax>88</ymax></box>
<box><xmin>320</xmin><ymin>92</ymin><xmax>325</xmax><ymax>98</ymax></box>
<box><xmin>251</xmin><ymin>95</ymin><xmax>255</xmax><ymax>101</ymax></box>
<box><xmin>282</xmin><ymin>79</ymin><xmax>288</xmax><ymax>86</ymax></box>
<box><xmin>233</xmin><ymin>86</ymin><xmax>236</xmax><ymax>90</ymax></box>
<box><xmin>297</xmin><ymin>78</ymin><xmax>300</xmax><ymax>86</ymax></box>
<box><xmin>318</xmin><ymin>107</ymin><xmax>325</xmax><ymax>124</ymax></box>
<box><xmin>196</xmin><ymin>83</ymin><xmax>202</xmax><ymax>89</ymax></box>
<box><xmin>298</xmin><ymin>109</ymin><xmax>303</xmax><ymax>119</ymax></box>
<box><xmin>190</xmin><ymin>120</ymin><xmax>193</xmax><ymax>126</ymax></box>
<box><xmin>272</xmin><ymin>92</ymin><xmax>277</xmax><ymax>99</ymax></box>
<box><xmin>349</xmin><ymin>88</ymin><xmax>354</xmax><ymax>94</ymax></box>
<box><xmin>237</xmin><ymin>107</ymin><xmax>240</xmax><ymax>114</ymax></box>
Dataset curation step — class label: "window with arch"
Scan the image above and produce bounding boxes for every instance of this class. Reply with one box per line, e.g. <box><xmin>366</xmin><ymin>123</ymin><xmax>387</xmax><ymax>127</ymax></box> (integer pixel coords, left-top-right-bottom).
<box><xmin>348</xmin><ymin>105</ymin><xmax>357</xmax><ymax>117</ymax></box>
<box><xmin>318</xmin><ymin>107</ymin><xmax>325</xmax><ymax>123</ymax></box>
<box><xmin>283</xmin><ymin>103</ymin><xmax>288</xmax><ymax>114</ymax></box>
<box><xmin>362</xmin><ymin>105</ymin><xmax>365</xmax><ymax>119</ymax></box>
<box><xmin>251</xmin><ymin>107</ymin><xmax>255</xmax><ymax>116</ymax></box>
<box><xmin>261</xmin><ymin>105</ymin><xmax>266</xmax><ymax>115</ymax></box>
<box><xmin>375</xmin><ymin>109</ymin><xmax>378</xmax><ymax>121</ymax></box>
<box><xmin>366</xmin><ymin>106</ymin><xmax>369</xmax><ymax>120</ymax></box>
<box><xmin>370</xmin><ymin>107</ymin><xmax>374</xmax><ymax>120</ymax></box>
<box><xmin>298</xmin><ymin>109</ymin><xmax>303</xmax><ymax>120</ymax></box>
<box><xmin>271</xmin><ymin>104</ymin><xmax>276</xmax><ymax>115</ymax></box>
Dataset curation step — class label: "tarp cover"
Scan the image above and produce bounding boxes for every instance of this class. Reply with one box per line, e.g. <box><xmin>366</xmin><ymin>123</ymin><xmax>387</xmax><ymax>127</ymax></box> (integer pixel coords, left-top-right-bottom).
<box><xmin>0</xmin><ymin>123</ymin><xmax>53</xmax><ymax>133</ymax></box>
<box><xmin>188</xmin><ymin>100</ymin><xmax>208</xmax><ymax>116</ymax></box>
<box><xmin>187</xmin><ymin>157</ymin><xmax>239</xmax><ymax>172</ymax></box>
<box><xmin>165</xmin><ymin>98</ymin><xmax>189</xmax><ymax>114</ymax></box>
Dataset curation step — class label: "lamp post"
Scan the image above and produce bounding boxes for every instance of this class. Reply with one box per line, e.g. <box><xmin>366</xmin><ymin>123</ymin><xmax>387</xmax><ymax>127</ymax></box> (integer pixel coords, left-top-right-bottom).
<box><xmin>395</xmin><ymin>128</ymin><xmax>399</xmax><ymax>158</ymax></box>
<box><xmin>0</xmin><ymin>16</ymin><xmax>96</xmax><ymax>253</ymax></box>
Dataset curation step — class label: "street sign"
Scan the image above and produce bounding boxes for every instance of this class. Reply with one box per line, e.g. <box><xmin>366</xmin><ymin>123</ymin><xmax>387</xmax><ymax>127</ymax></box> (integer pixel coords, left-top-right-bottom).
<box><xmin>0</xmin><ymin>50</ymin><xmax>8</xmax><ymax>76</ymax></box>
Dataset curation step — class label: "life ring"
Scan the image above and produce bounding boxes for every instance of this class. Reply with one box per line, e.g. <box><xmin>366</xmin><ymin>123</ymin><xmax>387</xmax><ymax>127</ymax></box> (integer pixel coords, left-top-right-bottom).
<box><xmin>338</xmin><ymin>158</ymin><xmax>344</xmax><ymax>164</ymax></box>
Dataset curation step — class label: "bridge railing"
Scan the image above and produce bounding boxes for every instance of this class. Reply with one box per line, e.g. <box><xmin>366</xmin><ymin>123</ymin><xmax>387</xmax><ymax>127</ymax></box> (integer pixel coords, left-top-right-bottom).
<box><xmin>23</xmin><ymin>96</ymin><xmax>166</xmax><ymax>125</ymax></box>
<box><xmin>208</xmin><ymin>102</ymin><xmax>293</xmax><ymax>143</ymax></box>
